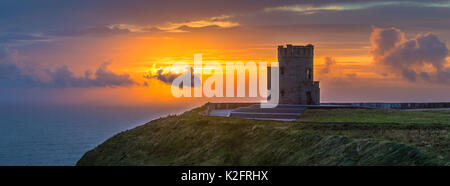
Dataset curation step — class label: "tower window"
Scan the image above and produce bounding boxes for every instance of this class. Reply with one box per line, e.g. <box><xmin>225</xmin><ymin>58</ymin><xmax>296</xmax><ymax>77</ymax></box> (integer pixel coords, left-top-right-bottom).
<box><xmin>280</xmin><ymin>67</ymin><xmax>285</xmax><ymax>75</ymax></box>
<box><xmin>306</xmin><ymin>68</ymin><xmax>312</xmax><ymax>80</ymax></box>
<box><xmin>280</xmin><ymin>90</ymin><xmax>285</xmax><ymax>97</ymax></box>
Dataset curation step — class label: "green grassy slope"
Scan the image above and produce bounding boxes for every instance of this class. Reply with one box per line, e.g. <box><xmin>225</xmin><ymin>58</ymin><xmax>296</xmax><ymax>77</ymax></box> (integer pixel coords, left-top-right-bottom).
<box><xmin>77</xmin><ymin>106</ymin><xmax>449</xmax><ymax>166</ymax></box>
<box><xmin>298</xmin><ymin>109</ymin><xmax>450</xmax><ymax>125</ymax></box>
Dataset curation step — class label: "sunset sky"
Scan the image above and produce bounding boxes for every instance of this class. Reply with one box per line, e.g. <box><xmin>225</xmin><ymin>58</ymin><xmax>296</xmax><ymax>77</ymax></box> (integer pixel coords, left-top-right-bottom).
<box><xmin>1</xmin><ymin>0</ymin><xmax>450</xmax><ymax>106</ymax></box>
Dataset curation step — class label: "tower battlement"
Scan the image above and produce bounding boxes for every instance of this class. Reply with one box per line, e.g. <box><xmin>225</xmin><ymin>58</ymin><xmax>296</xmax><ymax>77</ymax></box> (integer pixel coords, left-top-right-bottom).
<box><xmin>278</xmin><ymin>44</ymin><xmax>314</xmax><ymax>57</ymax></box>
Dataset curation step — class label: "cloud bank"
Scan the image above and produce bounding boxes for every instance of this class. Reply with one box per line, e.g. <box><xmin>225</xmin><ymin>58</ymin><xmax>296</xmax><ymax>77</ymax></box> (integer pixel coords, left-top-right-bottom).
<box><xmin>370</xmin><ymin>27</ymin><xmax>450</xmax><ymax>83</ymax></box>
<box><xmin>46</xmin><ymin>62</ymin><xmax>136</xmax><ymax>88</ymax></box>
<box><xmin>0</xmin><ymin>45</ymin><xmax>137</xmax><ymax>88</ymax></box>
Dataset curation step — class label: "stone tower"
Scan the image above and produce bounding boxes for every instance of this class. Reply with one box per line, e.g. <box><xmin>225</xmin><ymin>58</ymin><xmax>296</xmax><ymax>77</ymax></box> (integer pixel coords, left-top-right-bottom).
<box><xmin>277</xmin><ymin>44</ymin><xmax>320</xmax><ymax>105</ymax></box>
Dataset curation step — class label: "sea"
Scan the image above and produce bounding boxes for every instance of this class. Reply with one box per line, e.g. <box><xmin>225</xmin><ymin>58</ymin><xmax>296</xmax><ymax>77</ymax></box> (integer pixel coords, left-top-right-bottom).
<box><xmin>0</xmin><ymin>104</ymin><xmax>191</xmax><ymax>166</ymax></box>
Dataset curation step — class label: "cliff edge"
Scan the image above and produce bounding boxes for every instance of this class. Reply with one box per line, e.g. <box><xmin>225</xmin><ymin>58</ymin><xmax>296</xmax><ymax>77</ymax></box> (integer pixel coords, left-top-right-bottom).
<box><xmin>77</xmin><ymin>106</ymin><xmax>449</xmax><ymax>166</ymax></box>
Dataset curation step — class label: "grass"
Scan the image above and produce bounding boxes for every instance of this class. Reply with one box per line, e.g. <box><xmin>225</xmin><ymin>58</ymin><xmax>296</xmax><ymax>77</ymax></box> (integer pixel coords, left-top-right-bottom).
<box><xmin>295</xmin><ymin>109</ymin><xmax>449</xmax><ymax>160</ymax></box>
<box><xmin>76</xmin><ymin>105</ymin><xmax>449</xmax><ymax>166</ymax></box>
<box><xmin>297</xmin><ymin>109</ymin><xmax>450</xmax><ymax>125</ymax></box>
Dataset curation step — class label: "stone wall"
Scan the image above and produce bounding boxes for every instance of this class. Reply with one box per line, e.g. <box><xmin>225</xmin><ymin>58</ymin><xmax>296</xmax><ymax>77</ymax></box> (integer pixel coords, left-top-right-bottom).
<box><xmin>322</xmin><ymin>102</ymin><xmax>450</xmax><ymax>109</ymax></box>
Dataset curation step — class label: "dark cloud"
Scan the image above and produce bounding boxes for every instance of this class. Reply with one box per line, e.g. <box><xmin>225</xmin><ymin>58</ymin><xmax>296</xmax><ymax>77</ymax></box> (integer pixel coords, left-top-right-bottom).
<box><xmin>47</xmin><ymin>25</ymin><xmax>131</xmax><ymax>37</ymax></box>
<box><xmin>144</xmin><ymin>69</ymin><xmax>178</xmax><ymax>84</ymax></box>
<box><xmin>144</xmin><ymin>67</ymin><xmax>201</xmax><ymax>87</ymax></box>
<box><xmin>370</xmin><ymin>27</ymin><xmax>450</xmax><ymax>83</ymax></box>
<box><xmin>0</xmin><ymin>45</ymin><xmax>137</xmax><ymax>88</ymax></box>
<box><xmin>0</xmin><ymin>33</ymin><xmax>48</xmax><ymax>43</ymax></box>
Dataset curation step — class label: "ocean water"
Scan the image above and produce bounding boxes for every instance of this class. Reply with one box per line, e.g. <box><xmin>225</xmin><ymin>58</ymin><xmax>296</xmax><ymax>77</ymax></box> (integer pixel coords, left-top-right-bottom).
<box><xmin>0</xmin><ymin>104</ymin><xmax>188</xmax><ymax>166</ymax></box>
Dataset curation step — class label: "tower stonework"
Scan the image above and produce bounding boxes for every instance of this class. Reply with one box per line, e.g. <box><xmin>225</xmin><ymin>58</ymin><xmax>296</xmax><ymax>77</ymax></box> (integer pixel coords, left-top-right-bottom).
<box><xmin>277</xmin><ymin>44</ymin><xmax>320</xmax><ymax>105</ymax></box>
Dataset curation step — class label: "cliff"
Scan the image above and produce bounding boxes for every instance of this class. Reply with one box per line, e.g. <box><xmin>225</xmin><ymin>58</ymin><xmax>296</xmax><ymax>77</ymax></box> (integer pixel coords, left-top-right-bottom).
<box><xmin>77</xmin><ymin>105</ymin><xmax>449</xmax><ymax>166</ymax></box>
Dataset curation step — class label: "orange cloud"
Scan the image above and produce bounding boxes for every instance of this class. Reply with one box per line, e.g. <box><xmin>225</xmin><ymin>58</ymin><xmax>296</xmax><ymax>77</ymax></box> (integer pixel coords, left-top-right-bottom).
<box><xmin>370</xmin><ymin>27</ymin><xmax>450</xmax><ymax>83</ymax></box>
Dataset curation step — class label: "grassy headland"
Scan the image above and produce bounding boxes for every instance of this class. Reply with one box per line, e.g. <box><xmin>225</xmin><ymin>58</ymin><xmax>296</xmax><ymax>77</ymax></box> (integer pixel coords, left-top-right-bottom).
<box><xmin>77</xmin><ymin>106</ymin><xmax>449</xmax><ymax>166</ymax></box>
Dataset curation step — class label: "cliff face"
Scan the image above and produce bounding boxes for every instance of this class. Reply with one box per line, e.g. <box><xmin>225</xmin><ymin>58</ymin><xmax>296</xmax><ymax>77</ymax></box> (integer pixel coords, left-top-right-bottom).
<box><xmin>77</xmin><ymin>106</ymin><xmax>448</xmax><ymax>166</ymax></box>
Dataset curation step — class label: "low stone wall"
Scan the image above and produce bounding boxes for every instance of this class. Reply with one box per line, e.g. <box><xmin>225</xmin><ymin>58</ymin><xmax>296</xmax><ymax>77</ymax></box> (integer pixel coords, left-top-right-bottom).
<box><xmin>322</xmin><ymin>102</ymin><xmax>450</xmax><ymax>109</ymax></box>
<box><xmin>207</xmin><ymin>102</ymin><xmax>258</xmax><ymax>110</ymax></box>
<box><xmin>206</xmin><ymin>102</ymin><xmax>258</xmax><ymax>115</ymax></box>
<box><xmin>207</xmin><ymin>102</ymin><xmax>450</xmax><ymax>113</ymax></box>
